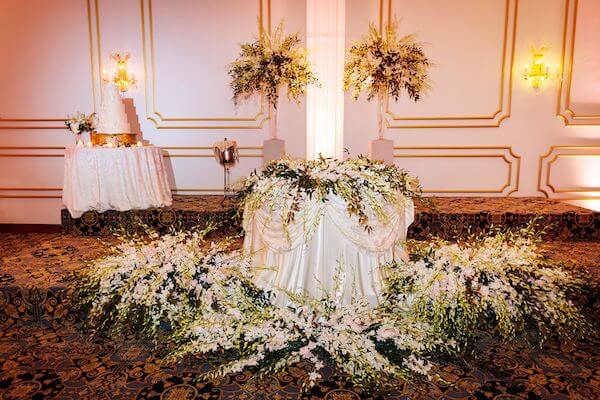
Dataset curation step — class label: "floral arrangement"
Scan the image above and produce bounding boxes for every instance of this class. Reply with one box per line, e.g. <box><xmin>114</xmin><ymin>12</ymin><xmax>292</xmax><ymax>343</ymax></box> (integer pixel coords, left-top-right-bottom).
<box><xmin>383</xmin><ymin>226</ymin><xmax>593</xmax><ymax>347</ymax></box>
<box><xmin>71</xmin><ymin>231</ymin><xmax>453</xmax><ymax>391</ymax></box>
<box><xmin>344</xmin><ymin>20</ymin><xmax>430</xmax><ymax>102</ymax></box>
<box><xmin>229</xmin><ymin>22</ymin><xmax>318</xmax><ymax>108</ymax></box>
<box><xmin>65</xmin><ymin>112</ymin><xmax>95</xmax><ymax>135</ymax></box>
<box><xmin>71</xmin><ymin>221</ymin><xmax>596</xmax><ymax>392</ymax></box>
<box><xmin>71</xmin><ymin>231</ymin><xmax>254</xmax><ymax>338</ymax></box>
<box><xmin>237</xmin><ymin>156</ymin><xmax>421</xmax><ymax>233</ymax></box>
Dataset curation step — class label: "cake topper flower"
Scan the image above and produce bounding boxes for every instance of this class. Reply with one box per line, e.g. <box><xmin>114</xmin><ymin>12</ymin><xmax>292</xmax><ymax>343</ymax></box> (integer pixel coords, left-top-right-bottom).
<box><xmin>65</xmin><ymin>112</ymin><xmax>95</xmax><ymax>135</ymax></box>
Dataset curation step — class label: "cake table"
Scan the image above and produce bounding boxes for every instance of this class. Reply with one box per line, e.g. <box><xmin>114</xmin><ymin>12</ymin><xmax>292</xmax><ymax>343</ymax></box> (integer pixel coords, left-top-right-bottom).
<box><xmin>62</xmin><ymin>145</ymin><xmax>172</xmax><ymax>218</ymax></box>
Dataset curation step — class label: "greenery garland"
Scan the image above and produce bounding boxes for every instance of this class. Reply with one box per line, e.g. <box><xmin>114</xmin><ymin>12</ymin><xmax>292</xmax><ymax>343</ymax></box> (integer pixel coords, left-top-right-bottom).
<box><xmin>237</xmin><ymin>156</ymin><xmax>421</xmax><ymax>233</ymax></box>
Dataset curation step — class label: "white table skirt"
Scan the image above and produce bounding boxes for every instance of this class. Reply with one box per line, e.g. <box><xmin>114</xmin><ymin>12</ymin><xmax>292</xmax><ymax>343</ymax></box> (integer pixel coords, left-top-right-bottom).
<box><xmin>62</xmin><ymin>146</ymin><xmax>173</xmax><ymax>218</ymax></box>
<box><xmin>244</xmin><ymin>194</ymin><xmax>414</xmax><ymax>306</ymax></box>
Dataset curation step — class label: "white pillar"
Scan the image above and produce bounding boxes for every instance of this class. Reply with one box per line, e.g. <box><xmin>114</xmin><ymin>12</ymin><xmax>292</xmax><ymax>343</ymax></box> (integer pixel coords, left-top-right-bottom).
<box><xmin>306</xmin><ymin>0</ymin><xmax>345</xmax><ymax>160</ymax></box>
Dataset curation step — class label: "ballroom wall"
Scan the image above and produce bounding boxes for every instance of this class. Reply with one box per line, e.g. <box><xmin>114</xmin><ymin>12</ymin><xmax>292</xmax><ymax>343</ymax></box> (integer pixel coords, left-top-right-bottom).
<box><xmin>1</xmin><ymin>0</ymin><xmax>599</xmax><ymax>224</ymax></box>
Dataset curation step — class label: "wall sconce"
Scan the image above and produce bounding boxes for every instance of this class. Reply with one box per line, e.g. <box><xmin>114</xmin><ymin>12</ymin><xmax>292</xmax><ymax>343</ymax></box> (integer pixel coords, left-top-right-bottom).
<box><xmin>105</xmin><ymin>52</ymin><xmax>137</xmax><ymax>92</ymax></box>
<box><xmin>523</xmin><ymin>46</ymin><xmax>560</xmax><ymax>89</ymax></box>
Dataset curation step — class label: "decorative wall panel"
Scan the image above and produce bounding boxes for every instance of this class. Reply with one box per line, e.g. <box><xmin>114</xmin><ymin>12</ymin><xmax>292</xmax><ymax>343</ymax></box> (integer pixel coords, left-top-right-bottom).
<box><xmin>394</xmin><ymin>147</ymin><xmax>520</xmax><ymax>195</ymax></box>
<box><xmin>538</xmin><ymin>146</ymin><xmax>600</xmax><ymax>198</ymax></box>
<box><xmin>140</xmin><ymin>0</ymin><xmax>271</xmax><ymax>129</ymax></box>
<box><xmin>0</xmin><ymin>0</ymin><xmax>99</xmax><ymax>129</ymax></box>
<box><xmin>557</xmin><ymin>0</ymin><xmax>600</xmax><ymax>125</ymax></box>
<box><xmin>381</xmin><ymin>0</ymin><xmax>517</xmax><ymax>128</ymax></box>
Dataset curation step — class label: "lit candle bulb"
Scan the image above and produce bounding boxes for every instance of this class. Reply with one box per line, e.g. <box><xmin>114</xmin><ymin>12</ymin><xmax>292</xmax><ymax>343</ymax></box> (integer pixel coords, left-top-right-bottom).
<box><xmin>77</xmin><ymin>140</ymin><xmax>83</xmax><ymax>147</ymax></box>
<box><xmin>86</xmin><ymin>141</ymin><xmax>93</xmax><ymax>148</ymax></box>
<box><xmin>136</xmin><ymin>141</ymin><xmax>142</xmax><ymax>147</ymax></box>
<box><xmin>107</xmin><ymin>141</ymin><xmax>114</xmax><ymax>148</ymax></box>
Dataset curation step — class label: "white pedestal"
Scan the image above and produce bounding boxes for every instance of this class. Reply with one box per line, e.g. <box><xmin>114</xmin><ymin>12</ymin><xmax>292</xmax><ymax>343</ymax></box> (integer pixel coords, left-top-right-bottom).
<box><xmin>368</xmin><ymin>138</ymin><xmax>394</xmax><ymax>165</ymax></box>
<box><xmin>263</xmin><ymin>138</ymin><xmax>285</xmax><ymax>163</ymax></box>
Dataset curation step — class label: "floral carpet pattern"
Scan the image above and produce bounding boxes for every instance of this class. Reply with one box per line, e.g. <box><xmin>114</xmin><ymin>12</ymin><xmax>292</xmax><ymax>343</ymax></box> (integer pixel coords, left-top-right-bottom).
<box><xmin>2</xmin><ymin>197</ymin><xmax>600</xmax><ymax>399</ymax></box>
<box><xmin>0</xmin><ymin>321</ymin><xmax>599</xmax><ymax>399</ymax></box>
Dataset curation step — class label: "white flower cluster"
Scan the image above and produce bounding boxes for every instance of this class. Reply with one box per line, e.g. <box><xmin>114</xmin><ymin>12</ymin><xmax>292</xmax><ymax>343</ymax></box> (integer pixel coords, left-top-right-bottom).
<box><xmin>81</xmin><ymin>232</ymin><xmax>254</xmax><ymax>337</ymax></box>
<box><xmin>384</xmin><ymin>232</ymin><xmax>589</xmax><ymax>344</ymax></box>
<box><xmin>170</xmin><ymin>284</ymin><xmax>452</xmax><ymax>390</ymax></box>
<box><xmin>75</xmin><ymin>231</ymin><xmax>452</xmax><ymax>390</ymax></box>
<box><xmin>240</xmin><ymin>156</ymin><xmax>420</xmax><ymax>233</ymax></box>
<box><xmin>65</xmin><ymin>112</ymin><xmax>95</xmax><ymax>135</ymax></box>
<box><xmin>73</xmin><ymin>227</ymin><xmax>591</xmax><ymax>391</ymax></box>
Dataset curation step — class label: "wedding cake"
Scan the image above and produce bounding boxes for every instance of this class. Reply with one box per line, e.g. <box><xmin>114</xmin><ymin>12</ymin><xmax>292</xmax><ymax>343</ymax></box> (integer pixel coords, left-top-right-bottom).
<box><xmin>91</xmin><ymin>83</ymin><xmax>137</xmax><ymax>146</ymax></box>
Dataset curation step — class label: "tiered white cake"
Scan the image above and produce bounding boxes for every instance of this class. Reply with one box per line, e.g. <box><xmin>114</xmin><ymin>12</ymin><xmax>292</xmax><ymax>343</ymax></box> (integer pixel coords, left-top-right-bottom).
<box><xmin>92</xmin><ymin>83</ymin><xmax>136</xmax><ymax>145</ymax></box>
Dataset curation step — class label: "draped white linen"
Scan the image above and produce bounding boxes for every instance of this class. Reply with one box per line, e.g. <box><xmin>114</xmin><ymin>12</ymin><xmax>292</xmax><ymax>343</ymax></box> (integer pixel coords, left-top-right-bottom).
<box><xmin>244</xmin><ymin>194</ymin><xmax>414</xmax><ymax>306</ymax></box>
<box><xmin>62</xmin><ymin>146</ymin><xmax>172</xmax><ymax>218</ymax></box>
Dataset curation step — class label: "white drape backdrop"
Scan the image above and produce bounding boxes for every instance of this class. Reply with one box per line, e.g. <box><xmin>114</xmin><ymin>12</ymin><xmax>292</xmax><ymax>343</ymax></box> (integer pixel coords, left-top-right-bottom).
<box><xmin>244</xmin><ymin>194</ymin><xmax>414</xmax><ymax>306</ymax></box>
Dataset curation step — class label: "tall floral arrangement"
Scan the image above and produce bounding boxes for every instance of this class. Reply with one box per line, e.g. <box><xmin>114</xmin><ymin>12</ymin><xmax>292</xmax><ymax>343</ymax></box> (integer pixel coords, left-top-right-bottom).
<box><xmin>344</xmin><ymin>20</ymin><xmax>430</xmax><ymax>137</ymax></box>
<box><xmin>229</xmin><ymin>22</ymin><xmax>318</xmax><ymax>138</ymax></box>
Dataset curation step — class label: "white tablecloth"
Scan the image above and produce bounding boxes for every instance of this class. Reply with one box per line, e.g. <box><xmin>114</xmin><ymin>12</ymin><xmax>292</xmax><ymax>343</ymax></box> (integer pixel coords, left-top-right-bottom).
<box><xmin>62</xmin><ymin>146</ymin><xmax>172</xmax><ymax>218</ymax></box>
<box><xmin>244</xmin><ymin>194</ymin><xmax>414</xmax><ymax>306</ymax></box>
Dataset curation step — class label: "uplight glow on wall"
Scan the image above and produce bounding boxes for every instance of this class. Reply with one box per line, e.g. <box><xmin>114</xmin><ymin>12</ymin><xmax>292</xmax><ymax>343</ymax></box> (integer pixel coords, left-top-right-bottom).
<box><xmin>306</xmin><ymin>0</ymin><xmax>345</xmax><ymax>159</ymax></box>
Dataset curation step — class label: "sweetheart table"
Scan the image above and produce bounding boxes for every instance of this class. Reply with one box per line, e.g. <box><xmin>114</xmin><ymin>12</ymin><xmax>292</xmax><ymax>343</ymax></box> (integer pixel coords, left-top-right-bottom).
<box><xmin>244</xmin><ymin>194</ymin><xmax>414</xmax><ymax>306</ymax></box>
<box><xmin>62</xmin><ymin>145</ymin><xmax>172</xmax><ymax>218</ymax></box>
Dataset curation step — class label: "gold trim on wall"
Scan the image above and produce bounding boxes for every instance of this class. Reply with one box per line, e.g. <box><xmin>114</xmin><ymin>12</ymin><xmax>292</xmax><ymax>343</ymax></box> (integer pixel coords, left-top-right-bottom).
<box><xmin>380</xmin><ymin>0</ymin><xmax>517</xmax><ymax>128</ymax></box>
<box><xmin>0</xmin><ymin>194</ymin><xmax>62</xmax><ymax>199</ymax></box>
<box><xmin>393</xmin><ymin>146</ymin><xmax>521</xmax><ymax>194</ymax></box>
<box><xmin>0</xmin><ymin>0</ymin><xmax>100</xmax><ymax>130</ymax></box>
<box><xmin>538</xmin><ymin>146</ymin><xmax>600</xmax><ymax>197</ymax></box>
<box><xmin>141</xmin><ymin>0</ymin><xmax>271</xmax><ymax>130</ymax></box>
<box><xmin>556</xmin><ymin>0</ymin><xmax>600</xmax><ymax>125</ymax></box>
<box><xmin>0</xmin><ymin>146</ymin><xmax>263</xmax><ymax>197</ymax></box>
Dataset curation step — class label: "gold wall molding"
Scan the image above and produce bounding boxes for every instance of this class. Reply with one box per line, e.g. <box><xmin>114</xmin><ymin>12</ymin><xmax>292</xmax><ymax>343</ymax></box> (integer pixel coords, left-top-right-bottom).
<box><xmin>141</xmin><ymin>0</ymin><xmax>271</xmax><ymax>130</ymax></box>
<box><xmin>0</xmin><ymin>194</ymin><xmax>62</xmax><ymax>199</ymax></box>
<box><xmin>0</xmin><ymin>0</ymin><xmax>101</xmax><ymax>130</ymax></box>
<box><xmin>393</xmin><ymin>146</ymin><xmax>521</xmax><ymax>194</ymax></box>
<box><xmin>380</xmin><ymin>0</ymin><xmax>517</xmax><ymax>128</ymax></box>
<box><xmin>162</xmin><ymin>146</ymin><xmax>263</xmax><ymax>158</ymax></box>
<box><xmin>0</xmin><ymin>146</ymin><xmax>263</xmax><ymax>197</ymax></box>
<box><xmin>538</xmin><ymin>146</ymin><xmax>600</xmax><ymax>197</ymax></box>
<box><xmin>556</xmin><ymin>0</ymin><xmax>600</xmax><ymax>125</ymax></box>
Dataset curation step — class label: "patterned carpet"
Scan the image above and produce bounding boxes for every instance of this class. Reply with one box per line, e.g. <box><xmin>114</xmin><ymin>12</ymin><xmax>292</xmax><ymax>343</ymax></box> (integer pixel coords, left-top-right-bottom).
<box><xmin>2</xmin><ymin>200</ymin><xmax>600</xmax><ymax>399</ymax></box>
<box><xmin>0</xmin><ymin>322</ymin><xmax>599</xmax><ymax>400</ymax></box>
<box><xmin>61</xmin><ymin>196</ymin><xmax>600</xmax><ymax>240</ymax></box>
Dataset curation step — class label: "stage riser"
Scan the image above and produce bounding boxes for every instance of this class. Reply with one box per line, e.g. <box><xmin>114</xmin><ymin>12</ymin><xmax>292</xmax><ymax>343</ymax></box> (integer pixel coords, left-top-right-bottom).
<box><xmin>62</xmin><ymin>208</ymin><xmax>600</xmax><ymax>240</ymax></box>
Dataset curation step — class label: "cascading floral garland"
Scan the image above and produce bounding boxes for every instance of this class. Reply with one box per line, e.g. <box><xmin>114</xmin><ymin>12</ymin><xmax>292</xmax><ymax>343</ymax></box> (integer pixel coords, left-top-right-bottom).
<box><xmin>71</xmin><ymin>223</ymin><xmax>596</xmax><ymax>392</ymax></box>
<box><xmin>237</xmin><ymin>156</ymin><xmax>421</xmax><ymax>233</ymax></box>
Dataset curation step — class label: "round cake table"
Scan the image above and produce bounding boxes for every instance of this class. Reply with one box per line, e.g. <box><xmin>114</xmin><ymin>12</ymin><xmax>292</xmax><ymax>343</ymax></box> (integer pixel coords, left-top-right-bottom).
<box><xmin>244</xmin><ymin>194</ymin><xmax>414</xmax><ymax>306</ymax></box>
<box><xmin>62</xmin><ymin>145</ymin><xmax>172</xmax><ymax>218</ymax></box>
